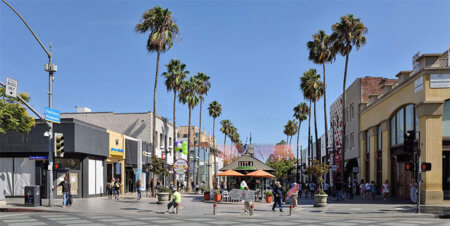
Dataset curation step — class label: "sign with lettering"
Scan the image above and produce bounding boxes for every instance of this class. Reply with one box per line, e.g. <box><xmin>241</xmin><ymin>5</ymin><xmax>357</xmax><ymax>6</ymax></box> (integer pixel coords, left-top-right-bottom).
<box><xmin>229</xmin><ymin>189</ymin><xmax>255</xmax><ymax>202</ymax></box>
<box><xmin>414</xmin><ymin>76</ymin><xmax>423</xmax><ymax>93</ymax></box>
<box><xmin>173</xmin><ymin>158</ymin><xmax>189</xmax><ymax>175</ymax></box>
<box><xmin>29</xmin><ymin>156</ymin><xmax>48</xmax><ymax>160</ymax></box>
<box><xmin>5</xmin><ymin>77</ymin><xmax>18</xmax><ymax>98</ymax></box>
<box><xmin>237</xmin><ymin>161</ymin><xmax>254</xmax><ymax>170</ymax></box>
<box><xmin>430</xmin><ymin>74</ymin><xmax>450</xmax><ymax>88</ymax></box>
<box><xmin>44</xmin><ymin>107</ymin><xmax>60</xmax><ymax>124</ymax></box>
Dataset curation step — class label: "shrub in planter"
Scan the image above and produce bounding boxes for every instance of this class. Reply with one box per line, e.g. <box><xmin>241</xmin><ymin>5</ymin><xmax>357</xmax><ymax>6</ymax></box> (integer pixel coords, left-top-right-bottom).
<box><xmin>306</xmin><ymin>160</ymin><xmax>330</xmax><ymax>207</ymax></box>
<box><xmin>157</xmin><ymin>186</ymin><xmax>173</xmax><ymax>203</ymax></box>
<box><xmin>214</xmin><ymin>189</ymin><xmax>222</xmax><ymax>202</ymax></box>
<box><xmin>264</xmin><ymin>191</ymin><xmax>273</xmax><ymax>203</ymax></box>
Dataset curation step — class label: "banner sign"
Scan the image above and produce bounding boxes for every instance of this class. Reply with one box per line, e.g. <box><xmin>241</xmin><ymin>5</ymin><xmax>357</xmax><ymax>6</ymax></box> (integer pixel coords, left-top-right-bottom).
<box><xmin>173</xmin><ymin>158</ymin><xmax>189</xmax><ymax>175</ymax></box>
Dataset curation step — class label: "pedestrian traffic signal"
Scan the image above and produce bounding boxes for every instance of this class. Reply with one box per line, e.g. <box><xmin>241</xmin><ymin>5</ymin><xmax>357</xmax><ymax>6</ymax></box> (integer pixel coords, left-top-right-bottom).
<box><xmin>405</xmin><ymin>162</ymin><xmax>415</xmax><ymax>172</ymax></box>
<box><xmin>421</xmin><ymin>162</ymin><xmax>431</xmax><ymax>172</ymax></box>
<box><xmin>54</xmin><ymin>133</ymin><xmax>64</xmax><ymax>157</ymax></box>
<box><xmin>404</xmin><ymin>130</ymin><xmax>415</xmax><ymax>153</ymax></box>
<box><xmin>54</xmin><ymin>162</ymin><xmax>64</xmax><ymax>170</ymax></box>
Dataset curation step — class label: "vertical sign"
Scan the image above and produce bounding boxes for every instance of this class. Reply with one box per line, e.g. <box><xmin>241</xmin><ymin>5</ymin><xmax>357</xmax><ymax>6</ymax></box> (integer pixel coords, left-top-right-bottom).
<box><xmin>414</xmin><ymin>76</ymin><xmax>424</xmax><ymax>93</ymax></box>
<box><xmin>5</xmin><ymin>77</ymin><xmax>18</xmax><ymax>98</ymax></box>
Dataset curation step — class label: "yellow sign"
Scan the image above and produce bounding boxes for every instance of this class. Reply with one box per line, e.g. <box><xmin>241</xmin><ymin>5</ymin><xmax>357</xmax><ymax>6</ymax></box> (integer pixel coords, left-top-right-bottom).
<box><xmin>108</xmin><ymin>130</ymin><xmax>125</xmax><ymax>158</ymax></box>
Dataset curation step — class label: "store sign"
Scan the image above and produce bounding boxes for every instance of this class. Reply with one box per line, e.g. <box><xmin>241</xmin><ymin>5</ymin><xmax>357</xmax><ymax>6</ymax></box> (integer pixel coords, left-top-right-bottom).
<box><xmin>142</xmin><ymin>150</ymin><xmax>152</xmax><ymax>157</ymax></box>
<box><xmin>173</xmin><ymin>158</ymin><xmax>189</xmax><ymax>175</ymax></box>
<box><xmin>414</xmin><ymin>76</ymin><xmax>423</xmax><ymax>93</ymax></box>
<box><xmin>430</xmin><ymin>74</ymin><xmax>450</xmax><ymax>88</ymax></box>
<box><xmin>237</xmin><ymin>161</ymin><xmax>254</xmax><ymax>170</ymax></box>
<box><xmin>29</xmin><ymin>156</ymin><xmax>48</xmax><ymax>160</ymax></box>
<box><xmin>110</xmin><ymin>148</ymin><xmax>124</xmax><ymax>156</ymax></box>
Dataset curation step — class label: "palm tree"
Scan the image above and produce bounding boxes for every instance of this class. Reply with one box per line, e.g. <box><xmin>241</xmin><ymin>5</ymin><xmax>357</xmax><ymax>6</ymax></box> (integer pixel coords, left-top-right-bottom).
<box><xmin>301</xmin><ymin>68</ymin><xmax>324</xmax><ymax>162</ymax></box>
<box><xmin>228</xmin><ymin>126</ymin><xmax>237</xmax><ymax>155</ymax></box>
<box><xmin>307</xmin><ymin>30</ymin><xmax>335</xmax><ymax>160</ymax></box>
<box><xmin>179</xmin><ymin>77</ymin><xmax>199</xmax><ymax>192</ymax></box>
<box><xmin>193</xmin><ymin>72</ymin><xmax>211</xmax><ymax>186</ymax></box>
<box><xmin>220</xmin><ymin>119</ymin><xmax>232</xmax><ymax>164</ymax></box>
<box><xmin>208</xmin><ymin>101</ymin><xmax>222</xmax><ymax>187</ymax></box>
<box><xmin>293</xmin><ymin>102</ymin><xmax>309</xmax><ymax>161</ymax></box>
<box><xmin>136</xmin><ymin>6</ymin><xmax>179</xmax><ymax>192</ymax></box>
<box><xmin>163</xmin><ymin>59</ymin><xmax>189</xmax><ymax>184</ymax></box>
<box><xmin>331</xmin><ymin>14</ymin><xmax>368</xmax><ymax>182</ymax></box>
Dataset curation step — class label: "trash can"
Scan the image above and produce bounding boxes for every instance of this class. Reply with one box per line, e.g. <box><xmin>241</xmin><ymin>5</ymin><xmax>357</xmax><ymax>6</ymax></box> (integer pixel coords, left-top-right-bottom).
<box><xmin>24</xmin><ymin>185</ymin><xmax>41</xmax><ymax>206</ymax></box>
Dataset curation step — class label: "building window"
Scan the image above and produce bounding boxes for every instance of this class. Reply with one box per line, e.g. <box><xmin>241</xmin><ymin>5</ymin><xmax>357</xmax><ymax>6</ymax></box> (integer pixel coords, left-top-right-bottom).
<box><xmin>160</xmin><ymin>133</ymin><xmax>164</xmax><ymax>148</ymax></box>
<box><xmin>376</xmin><ymin>125</ymin><xmax>382</xmax><ymax>194</ymax></box>
<box><xmin>155</xmin><ymin>131</ymin><xmax>158</xmax><ymax>147</ymax></box>
<box><xmin>346</xmin><ymin>108</ymin><xmax>349</xmax><ymax>123</ymax></box>
<box><xmin>365</xmin><ymin>131</ymin><xmax>370</xmax><ymax>181</ymax></box>
<box><xmin>177</xmin><ymin>133</ymin><xmax>180</xmax><ymax>138</ymax></box>
<box><xmin>366</xmin><ymin>131</ymin><xmax>370</xmax><ymax>153</ymax></box>
<box><xmin>169</xmin><ymin>137</ymin><xmax>172</xmax><ymax>147</ymax></box>
<box><xmin>391</xmin><ymin>116</ymin><xmax>396</xmax><ymax>146</ymax></box>
<box><xmin>350</xmin><ymin>104</ymin><xmax>354</xmax><ymax>121</ymax></box>
<box><xmin>390</xmin><ymin>104</ymin><xmax>416</xmax><ymax>147</ymax></box>
<box><xmin>377</xmin><ymin>125</ymin><xmax>382</xmax><ymax>150</ymax></box>
<box><xmin>183</xmin><ymin>134</ymin><xmax>188</xmax><ymax>138</ymax></box>
<box><xmin>350</xmin><ymin>133</ymin><xmax>354</xmax><ymax>149</ymax></box>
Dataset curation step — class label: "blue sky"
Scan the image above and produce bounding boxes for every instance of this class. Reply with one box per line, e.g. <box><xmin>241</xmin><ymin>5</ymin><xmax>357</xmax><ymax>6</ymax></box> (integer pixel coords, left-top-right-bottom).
<box><xmin>1</xmin><ymin>0</ymin><xmax>449</xmax><ymax>149</ymax></box>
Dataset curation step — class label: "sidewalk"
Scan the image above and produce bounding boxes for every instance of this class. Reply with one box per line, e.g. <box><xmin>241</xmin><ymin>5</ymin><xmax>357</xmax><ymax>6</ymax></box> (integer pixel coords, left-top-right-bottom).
<box><xmin>1</xmin><ymin>193</ymin><xmax>448</xmax><ymax>218</ymax></box>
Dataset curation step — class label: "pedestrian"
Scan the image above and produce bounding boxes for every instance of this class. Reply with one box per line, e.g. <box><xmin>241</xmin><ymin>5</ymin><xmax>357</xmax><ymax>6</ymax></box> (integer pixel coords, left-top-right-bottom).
<box><xmin>114</xmin><ymin>178</ymin><xmax>121</xmax><ymax>200</ymax></box>
<box><xmin>370</xmin><ymin>181</ymin><xmax>377</xmax><ymax>200</ymax></box>
<box><xmin>169</xmin><ymin>182</ymin><xmax>175</xmax><ymax>191</ymax></box>
<box><xmin>106</xmin><ymin>181</ymin><xmax>112</xmax><ymax>199</ymax></box>
<box><xmin>298</xmin><ymin>182</ymin><xmax>303</xmax><ymax>199</ymax></box>
<box><xmin>324</xmin><ymin>182</ymin><xmax>330</xmax><ymax>195</ymax></box>
<box><xmin>240</xmin><ymin>180</ymin><xmax>247</xmax><ymax>190</ymax></box>
<box><xmin>183</xmin><ymin>180</ymin><xmax>187</xmax><ymax>192</ymax></box>
<box><xmin>336</xmin><ymin>181</ymin><xmax>342</xmax><ymax>201</ymax></box>
<box><xmin>243</xmin><ymin>186</ymin><xmax>252</xmax><ymax>213</ymax></box>
<box><xmin>291</xmin><ymin>182</ymin><xmax>299</xmax><ymax>208</ymax></box>
<box><xmin>136</xmin><ymin>179</ymin><xmax>142</xmax><ymax>200</ymax></box>
<box><xmin>364</xmin><ymin>181</ymin><xmax>371</xmax><ymax>200</ymax></box>
<box><xmin>309</xmin><ymin>182</ymin><xmax>315</xmax><ymax>197</ymax></box>
<box><xmin>382</xmin><ymin>180</ymin><xmax>390</xmax><ymax>200</ymax></box>
<box><xmin>304</xmin><ymin>183</ymin><xmax>310</xmax><ymax>198</ymax></box>
<box><xmin>272</xmin><ymin>181</ymin><xmax>283</xmax><ymax>212</ymax></box>
<box><xmin>58</xmin><ymin>176</ymin><xmax>71</xmax><ymax>208</ymax></box>
<box><xmin>409</xmin><ymin>179</ymin><xmax>418</xmax><ymax>204</ymax></box>
<box><xmin>359</xmin><ymin>180</ymin><xmax>365</xmax><ymax>199</ymax></box>
<box><xmin>166</xmin><ymin>187</ymin><xmax>181</xmax><ymax>214</ymax></box>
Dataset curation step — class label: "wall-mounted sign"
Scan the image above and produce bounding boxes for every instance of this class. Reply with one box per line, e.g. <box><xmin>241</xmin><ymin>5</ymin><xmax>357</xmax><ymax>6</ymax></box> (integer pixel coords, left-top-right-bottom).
<box><xmin>173</xmin><ymin>158</ymin><xmax>189</xmax><ymax>175</ymax></box>
<box><xmin>142</xmin><ymin>150</ymin><xmax>152</xmax><ymax>157</ymax></box>
<box><xmin>430</xmin><ymin>74</ymin><xmax>450</xmax><ymax>88</ymax></box>
<box><xmin>414</xmin><ymin>76</ymin><xmax>423</xmax><ymax>93</ymax></box>
<box><xmin>29</xmin><ymin>156</ymin><xmax>48</xmax><ymax>160</ymax></box>
<box><xmin>110</xmin><ymin>148</ymin><xmax>124</xmax><ymax>156</ymax></box>
<box><xmin>237</xmin><ymin>161</ymin><xmax>254</xmax><ymax>170</ymax></box>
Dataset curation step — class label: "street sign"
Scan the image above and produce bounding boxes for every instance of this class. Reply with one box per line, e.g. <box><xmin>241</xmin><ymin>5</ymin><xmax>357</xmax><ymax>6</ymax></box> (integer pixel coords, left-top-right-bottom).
<box><xmin>173</xmin><ymin>158</ymin><xmax>189</xmax><ymax>175</ymax></box>
<box><xmin>44</xmin><ymin>107</ymin><xmax>60</xmax><ymax>123</ymax></box>
<box><xmin>29</xmin><ymin>156</ymin><xmax>48</xmax><ymax>160</ymax></box>
<box><xmin>5</xmin><ymin>77</ymin><xmax>18</xmax><ymax>98</ymax></box>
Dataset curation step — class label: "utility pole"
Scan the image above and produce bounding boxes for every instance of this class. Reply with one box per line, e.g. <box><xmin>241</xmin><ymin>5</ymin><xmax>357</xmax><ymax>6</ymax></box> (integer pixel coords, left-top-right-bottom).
<box><xmin>2</xmin><ymin>0</ymin><xmax>57</xmax><ymax>206</ymax></box>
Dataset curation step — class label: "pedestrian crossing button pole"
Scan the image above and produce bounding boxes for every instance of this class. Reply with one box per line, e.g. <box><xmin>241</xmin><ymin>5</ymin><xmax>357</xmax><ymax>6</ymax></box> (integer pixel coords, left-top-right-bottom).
<box><xmin>175</xmin><ymin>203</ymin><xmax>179</xmax><ymax>214</ymax></box>
<box><xmin>250</xmin><ymin>204</ymin><xmax>254</xmax><ymax>216</ymax></box>
<box><xmin>213</xmin><ymin>202</ymin><xmax>217</xmax><ymax>215</ymax></box>
<box><xmin>289</xmin><ymin>205</ymin><xmax>293</xmax><ymax>216</ymax></box>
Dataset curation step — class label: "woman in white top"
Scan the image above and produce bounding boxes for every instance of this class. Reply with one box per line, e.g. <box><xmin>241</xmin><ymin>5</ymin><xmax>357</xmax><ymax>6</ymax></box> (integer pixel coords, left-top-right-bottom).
<box><xmin>410</xmin><ymin>179</ymin><xmax>417</xmax><ymax>204</ymax></box>
<box><xmin>382</xmin><ymin>180</ymin><xmax>390</xmax><ymax>200</ymax></box>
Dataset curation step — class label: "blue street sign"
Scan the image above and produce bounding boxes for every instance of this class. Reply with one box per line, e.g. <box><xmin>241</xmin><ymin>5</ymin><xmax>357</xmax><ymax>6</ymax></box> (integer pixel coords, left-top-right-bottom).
<box><xmin>29</xmin><ymin>156</ymin><xmax>48</xmax><ymax>160</ymax></box>
<box><xmin>44</xmin><ymin>107</ymin><xmax>60</xmax><ymax>123</ymax></box>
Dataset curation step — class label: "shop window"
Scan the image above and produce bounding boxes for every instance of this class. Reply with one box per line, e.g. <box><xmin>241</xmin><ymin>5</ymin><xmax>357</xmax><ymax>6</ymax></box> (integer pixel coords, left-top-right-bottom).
<box><xmin>391</xmin><ymin>116</ymin><xmax>396</xmax><ymax>146</ymax></box>
<box><xmin>390</xmin><ymin>104</ymin><xmax>417</xmax><ymax>147</ymax></box>
<box><xmin>443</xmin><ymin>100</ymin><xmax>450</xmax><ymax>136</ymax></box>
<box><xmin>54</xmin><ymin>158</ymin><xmax>80</xmax><ymax>170</ymax></box>
<box><xmin>405</xmin><ymin>105</ymin><xmax>414</xmax><ymax>132</ymax></box>
<box><xmin>396</xmin><ymin>108</ymin><xmax>404</xmax><ymax>144</ymax></box>
<box><xmin>366</xmin><ymin>131</ymin><xmax>370</xmax><ymax>153</ymax></box>
<box><xmin>377</xmin><ymin>125</ymin><xmax>382</xmax><ymax>150</ymax></box>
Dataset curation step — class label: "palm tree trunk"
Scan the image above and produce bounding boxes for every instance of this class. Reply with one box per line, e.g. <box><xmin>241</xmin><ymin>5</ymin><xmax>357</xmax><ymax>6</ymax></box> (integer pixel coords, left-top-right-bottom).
<box><xmin>187</xmin><ymin>106</ymin><xmax>192</xmax><ymax>193</ymax></box>
<box><xmin>172</xmin><ymin>90</ymin><xmax>177</xmax><ymax>187</ymax></box>
<box><xmin>341</xmin><ymin>46</ymin><xmax>350</xmax><ymax>184</ymax></box>
<box><xmin>307</xmin><ymin>99</ymin><xmax>312</xmax><ymax>167</ymax></box>
<box><xmin>223</xmin><ymin>135</ymin><xmax>227</xmax><ymax>165</ymax></box>
<box><xmin>213</xmin><ymin>118</ymin><xmax>217</xmax><ymax>188</ymax></box>
<box><xmin>314</xmin><ymin>100</ymin><xmax>320</xmax><ymax>162</ymax></box>
<box><xmin>323</xmin><ymin>63</ymin><xmax>329</xmax><ymax>161</ymax></box>
<box><xmin>197</xmin><ymin>100</ymin><xmax>202</xmax><ymax>187</ymax></box>
<box><xmin>296</xmin><ymin>121</ymin><xmax>302</xmax><ymax>183</ymax></box>
<box><xmin>152</xmin><ymin>50</ymin><xmax>161</xmax><ymax>196</ymax></box>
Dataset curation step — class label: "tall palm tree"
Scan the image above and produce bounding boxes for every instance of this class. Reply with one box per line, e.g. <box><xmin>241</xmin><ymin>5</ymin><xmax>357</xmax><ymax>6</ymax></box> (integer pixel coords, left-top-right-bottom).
<box><xmin>307</xmin><ymin>30</ymin><xmax>335</xmax><ymax>160</ymax></box>
<box><xmin>293</xmin><ymin>102</ymin><xmax>309</xmax><ymax>162</ymax></box>
<box><xmin>193</xmin><ymin>72</ymin><xmax>211</xmax><ymax>186</ymax></box>
<box><xmin>136</xmin><ymin>6</ymin><xmax>179</xmax><ymax>192</ymax></box>
<box><xmin>220</xmin><ymin>119</ymin><xmax>232</xmax><ymax>164</ymax></box>
<box><xmin>331</xmin><ymin>14</ymin><xmax>368</xmax><ymax>182</ymax></box>
<box><xmin>208</xmin><ymin>101</ymin><xmax>222</xmax><ymax>187</ymax></box>
<box><xmin>179</xmin><ymin>77</ymin><xmax>199</xmax><ymax>192</ymax></box>
<box><xmin>228</xmin><ymin>126</ymin><xmax>237</xmax><ymax>155</ymax></box>
<box><xmin>301</xmin><ymin>68</ymin><xmax>324</xmax><ymax>162</ymax></box>
<box><xmin>163</xmin><ymin>59</ymin><xmax>189</xmax><ymax>184</ymax></box>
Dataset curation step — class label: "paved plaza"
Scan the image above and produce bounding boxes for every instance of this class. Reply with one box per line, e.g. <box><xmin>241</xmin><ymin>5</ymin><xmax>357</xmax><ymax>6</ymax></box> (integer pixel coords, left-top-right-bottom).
<box><xmin>1</xmin><ymin>194</ymin><xmax>449</xmax><ymax>225</ymax></box>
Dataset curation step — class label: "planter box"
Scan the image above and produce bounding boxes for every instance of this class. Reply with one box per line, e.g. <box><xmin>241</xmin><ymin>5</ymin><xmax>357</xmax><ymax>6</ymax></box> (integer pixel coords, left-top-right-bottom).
<box><xmin>265</xmin><ymin>196</ymin><xmax>273</xmax><ymax>203</ymax></box>
<box><xmin>214</xmin><ymin>194</ymin><xmax>222</xmax><ymax>202</ymax></box>
<box><xmin>157</xmin><ymin>192</ymin><xmax>171</xmax><ymax>204</ymax></box>
<box><xmin>314</xmin><ymin>194</ymin><xmax>328</xmax><ymax>207</ymax></box>
<box><xmin>204</xmin><ymin>193</ymin><xmax>211</xmax><ymax>201</ymax></box>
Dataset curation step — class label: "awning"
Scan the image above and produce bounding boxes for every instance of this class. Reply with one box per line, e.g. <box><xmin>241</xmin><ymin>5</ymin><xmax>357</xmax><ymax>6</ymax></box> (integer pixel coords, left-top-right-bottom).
<box><xmin>245</xmin><ymin>170</ymin><xmax>275</xmax><ymax>178</ymax></box>
<box><xmin>216</xmin><ymin>169</ymin><xmax>244</xmax><ymax>177</ymax></box>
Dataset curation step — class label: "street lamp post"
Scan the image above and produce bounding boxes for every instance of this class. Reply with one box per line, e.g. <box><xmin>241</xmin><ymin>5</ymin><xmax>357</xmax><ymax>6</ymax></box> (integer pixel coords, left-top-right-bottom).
<box><xmin>1</xmin><ymin>0</ymin><xmax>57</xmax><ymax>207</ymax></box>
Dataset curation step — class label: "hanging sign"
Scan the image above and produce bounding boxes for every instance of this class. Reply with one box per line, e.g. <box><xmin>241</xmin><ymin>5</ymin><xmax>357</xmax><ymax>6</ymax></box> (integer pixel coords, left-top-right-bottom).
<box><xmin>173</xmin><ymin>158</ymin><xmax>189</xmax><ymax>175</ymax></box>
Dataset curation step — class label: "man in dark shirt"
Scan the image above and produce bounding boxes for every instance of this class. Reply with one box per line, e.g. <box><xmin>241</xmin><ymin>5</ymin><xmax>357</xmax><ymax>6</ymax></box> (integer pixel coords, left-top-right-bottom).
<box><xmin>58</xmin><ymin>176</ymin><xmax>71</xmax><ymax>207</ymax></box>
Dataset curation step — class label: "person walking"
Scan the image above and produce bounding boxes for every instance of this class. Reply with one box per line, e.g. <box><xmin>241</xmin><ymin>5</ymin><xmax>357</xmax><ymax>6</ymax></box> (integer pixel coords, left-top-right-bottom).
<box><xmin>410</xmin><ymin>179</ymin><xmax>418</xmax><ymax>204</ymax></box>
<box><xmin>336</xmin><ymin>181</ymin><xmax>342</xmax><ymax>201</ymax></box>
<box><xmin>183</xmin><ymin>180</ymin><xmax>187</xmax><ymax>192</ymax></box>
<box><xmin>114</xmin><ymin>178</ymin><xmax>121</xmax><ymax>200</ymax></box>
<box><xmin>272</xmin><ymin>181</ymin><xmax>283</xmax><ymax>212</ymax></box>
<box><xmin>291</xmin><ymin>182</ymin><xmax>299</xmax><ymax>208</ymax></box>
<box><xmin>382</xmin><ymin>180</ymin><xmax>390</xmax><ymax>200</ymax></box>
<box><xmin>58</xmin><ymin>176</ymin><xmax>71</xmax><ymax>208</ymax></box>
<box><xmin>166</xmin><ymin>187</ymin><xmax>181</xmax><ymax>214</ymax></box>
<box><xmin>243</xmin><ymin>186</ymin><xmax>252</xmax><ymax>213</ymax></box>
<box><xmin>370</xmin><ymin>181</ymin><xmax>377</xmax><ymax>200</ymax></box>
<box><xmin>364</xmin><ymin>181</ymin><xmax>371</xmax><ymax>200</ymax></box>
<box><xmin>309</xmin><ymin>182</ymin><xmax>315</xmax><ymax>198</ymax></box>
<box><xmin>359</xmin><ymin>180</ymin><xmax>365</xmax><ymax>200</ymax></box>
<box><xmin>136</xmin><ymin>179</ymin><xmax>142</xmax><ymax>200</ymax></box>
<box><xmin>324</xmin><ymin>182</ymin><xmax>330</xmax><ymax>195</ymax></box>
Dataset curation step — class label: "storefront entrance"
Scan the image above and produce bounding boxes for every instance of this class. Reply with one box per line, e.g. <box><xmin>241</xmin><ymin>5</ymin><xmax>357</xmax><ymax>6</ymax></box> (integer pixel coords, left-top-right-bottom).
<box><xmin>443</xmin><ymin>151</ymin><xmax>450</xmax><ymax>200</ymax></box>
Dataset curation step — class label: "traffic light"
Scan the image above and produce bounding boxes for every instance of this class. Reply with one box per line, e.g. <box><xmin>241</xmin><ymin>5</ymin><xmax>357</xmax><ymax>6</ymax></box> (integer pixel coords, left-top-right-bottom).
<box><xmin>54</xmin><ymin>133</ymin><xmax>64</xmax><ymax>157</ymax></box>
<box><xmin>405</xmin><ymin>162</ymin><xmax>415</xmax><ymax>172</ymax></box>
<box><xmin>404</xmin><ymin>130</ymin><xmax>415</xmax><ymax>153</ymax></box>
<box><xmin>54</xmin><ymin>162</ymin><xmax>64</xmax><ymax>170</ymax></box>
<box><xmin>421</xmin><ymin>162</ymin><xmax>432</xmax><ymax>172</ymax></box>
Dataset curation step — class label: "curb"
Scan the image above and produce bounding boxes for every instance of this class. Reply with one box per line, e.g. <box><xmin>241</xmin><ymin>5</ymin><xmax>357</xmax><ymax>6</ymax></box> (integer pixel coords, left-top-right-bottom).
<box><xmin>0</xmin><ymin>207</ymin><xmax>65</xmax><ymax>213</ymax></box>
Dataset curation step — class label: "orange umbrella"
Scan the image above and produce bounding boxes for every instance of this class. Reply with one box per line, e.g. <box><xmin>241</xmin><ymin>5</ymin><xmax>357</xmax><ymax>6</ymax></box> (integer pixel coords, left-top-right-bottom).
<box><xmin>246</xmin><ymin>170</ymin><xmax>275</xmax><ymax>178</ymax></box>
<box><xmin>217</xmin><ymin>169</ymin><xmax>244</xmax><ymax>177</ymax></box>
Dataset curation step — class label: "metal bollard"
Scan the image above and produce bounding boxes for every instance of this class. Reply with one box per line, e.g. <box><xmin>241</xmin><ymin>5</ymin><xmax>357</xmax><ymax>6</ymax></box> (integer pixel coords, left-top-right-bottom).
<box><xmin>175</xmin><ymin>203</ymin><xmax>179</xmax><ymax>214</ymax></box>
<box><xmin>213</xmin><ymin>203</ymin><xmax>217</xmax><ymax>215</ymax></box>
<box><xmin>289</xmin><ymin>205</ymin><xmax>293</xmax><ymax>216</ymax></box>
<box><xmin>250</xmin><ymin>205</ymin><xmax>254</xmax><ymax>216</ymax></box>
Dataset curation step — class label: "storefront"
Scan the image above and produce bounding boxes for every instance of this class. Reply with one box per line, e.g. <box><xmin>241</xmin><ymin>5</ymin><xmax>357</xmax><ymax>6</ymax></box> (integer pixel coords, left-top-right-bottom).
<box><xmin>106</xmin><ymin>130</ymin><xmax>125</xmax><ymax>194</ymax></box>
<box><xmin>359</xmin><ymin>50</ymin><xmax>450</xmax><ymax>204</ymax></box>
<box><xmin>0</xmin><ymin>118</ymin><xmax>108</xmax><ymax>198</ymax></box>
